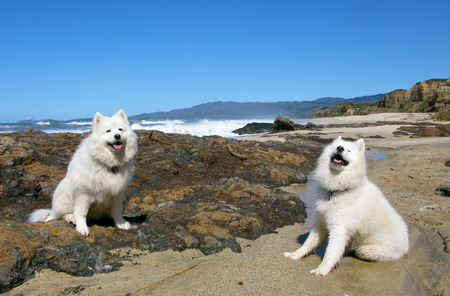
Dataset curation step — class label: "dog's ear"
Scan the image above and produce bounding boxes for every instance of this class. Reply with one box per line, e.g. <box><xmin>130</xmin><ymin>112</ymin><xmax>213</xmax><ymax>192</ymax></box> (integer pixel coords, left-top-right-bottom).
<box><xmin>356</xmin><ymin>138</ymin><xmax>365</xmax><ymax>151</ymax></box>
<box><xmin>334</xmin><ymin>136</ymin><xmax>342</xmax><ymax>143</ymax></box>
<box><xmin>93</xmin><ymin>112</ymin><xmax>103</xmax><ymax>129</ymax></box>
<box><xmin>116</xmin><ymin>109</ymin><xmax>129</xmax><ymax>123</ymax></box>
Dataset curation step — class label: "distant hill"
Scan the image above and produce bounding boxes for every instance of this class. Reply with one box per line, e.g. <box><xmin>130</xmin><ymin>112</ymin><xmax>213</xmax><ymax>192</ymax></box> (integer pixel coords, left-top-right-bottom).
<box><xmin>130</xmin><ymin>95</ymin><xmax>385</xmax><ymax>121</ymax></box>
<box><xmin>313</xmin><ymin>78</ymin><xmax>450</xmax><ymax>119</ymax></box>
<box><xmin>313</xmin><ymin>101</ymin><xmax>374</xmax><ymax>118</ymax></box>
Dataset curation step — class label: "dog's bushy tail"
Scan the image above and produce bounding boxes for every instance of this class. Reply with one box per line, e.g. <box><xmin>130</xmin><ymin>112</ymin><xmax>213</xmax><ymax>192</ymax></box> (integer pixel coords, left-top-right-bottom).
<box><xmin>28</xmin><ymin>209</ymin><xmax>55</xmax><ymax>223</ymax></box>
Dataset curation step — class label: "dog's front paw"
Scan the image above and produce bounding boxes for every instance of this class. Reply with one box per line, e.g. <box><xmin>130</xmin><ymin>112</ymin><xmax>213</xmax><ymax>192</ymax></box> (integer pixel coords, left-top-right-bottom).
<box><xmin>63</xmin><ymin>213</ymin><xmax>76</xmax><ymax>225</ymax></box>
<box><xmin>116</xmin><ymin>221</ymin><xmax>131</xmax><ymax>230</ymax></box>
<box><xmin>309</xmin><ymin>266</ymin><xmax>330</xmax><ymax>276</ymax></box>
<box><xmin>283</xmin><ymin>251</ymin><xmax>303</xmax><ymax>260</ymax></box>
<box><xmin>76</xmin><ymin>225</ymin><xmax>90</xmax><ymax>236</ymax></box>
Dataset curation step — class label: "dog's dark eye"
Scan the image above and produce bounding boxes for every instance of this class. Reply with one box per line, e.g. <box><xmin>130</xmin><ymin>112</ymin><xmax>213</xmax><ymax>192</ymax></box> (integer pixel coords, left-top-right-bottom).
<box><xmin>106</xmin><ymin>129</ymin><xmax>111</xmax><ymax>133</ymax></box>
<box><xmin>118</xmin><ymin>128</ymin><xmax>123</xmax><ymax>131</ymax></box>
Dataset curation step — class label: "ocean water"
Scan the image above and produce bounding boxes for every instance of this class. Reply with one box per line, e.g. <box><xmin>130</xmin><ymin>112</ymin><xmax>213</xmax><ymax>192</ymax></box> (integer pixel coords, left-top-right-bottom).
<box><xmin>0</xmin><ymin>118</ymin><xmax>292</xmax><ymax>137</ymax></box>
<box><xmin>0</xmin><ymin>120</ymin><xmax>93</xmax><ymax>134</ymax></box>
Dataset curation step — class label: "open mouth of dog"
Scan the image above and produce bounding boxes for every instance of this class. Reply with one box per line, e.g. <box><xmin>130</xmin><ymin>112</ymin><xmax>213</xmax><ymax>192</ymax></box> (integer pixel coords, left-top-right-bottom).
<box><xmin>331</xmin><ymin>153</ymin><xmax>349</xmax><ymax>166</ymax></box>
<box><xmin>108</xmin><ymin>142</ymin><xmax>124</xmax><ymax>151</ymax></box>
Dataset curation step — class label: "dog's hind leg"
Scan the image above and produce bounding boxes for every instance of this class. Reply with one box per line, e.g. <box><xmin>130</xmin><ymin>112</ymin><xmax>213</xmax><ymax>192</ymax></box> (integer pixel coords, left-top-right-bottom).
<box><xmin>354</xmin><ymin>245</ymin><xmax>402</xmax><ymax>262</ymax></box>
<box><xmin>51</xmin><ymin>179</ymin><xmax>74</xmax><ymax>220</ymax></box>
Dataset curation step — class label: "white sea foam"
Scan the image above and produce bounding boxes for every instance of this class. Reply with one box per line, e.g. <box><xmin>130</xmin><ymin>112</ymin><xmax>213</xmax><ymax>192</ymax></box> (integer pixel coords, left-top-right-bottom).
<box><xmin>132</xmin><ymin>119</ymin><xmax>273</xmax><ymax>137</ymax></box>
<box><xmin>36</xmin><ymin>121</ymin><xmax>51</xmax><ymax>126</ymax></box>
<box><xmin>138</xmin><ymin>119</ymin><xmax>185</xmax><ymax>125</ymax></box>
<box><xmin>45</xmin><ymin>129</ymin><xmax>90</xmax><ymax>134</ymax></box>
<box><xmin>65</xmin><ymin>121</ymin><xmax>92</xmax><ymax>126</ymax></box>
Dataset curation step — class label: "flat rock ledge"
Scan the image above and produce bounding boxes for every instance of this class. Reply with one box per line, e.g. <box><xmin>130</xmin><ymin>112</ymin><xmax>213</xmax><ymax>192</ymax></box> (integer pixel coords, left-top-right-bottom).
<box><xmin>0</xmin><ymin>129</ymin><xmax>325</xmax><ymax>292</ymax></box>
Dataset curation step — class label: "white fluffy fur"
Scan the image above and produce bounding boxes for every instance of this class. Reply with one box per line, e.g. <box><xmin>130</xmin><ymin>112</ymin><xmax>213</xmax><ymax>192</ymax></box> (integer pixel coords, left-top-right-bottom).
<box><xmin>28</xmin><ymin>110</ymin><xmax>138</xmax><ymax>236</ymax></box>
<box><xmin>284</xmin><ymin>137</ymin><xmax>408</xmax><ymax>276</ymax></box>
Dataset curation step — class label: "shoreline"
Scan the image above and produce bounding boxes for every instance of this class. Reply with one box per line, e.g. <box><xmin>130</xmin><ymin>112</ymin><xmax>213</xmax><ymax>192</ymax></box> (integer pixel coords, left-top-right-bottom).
<box><xmin>5</xmin><ymin>113</ymin><xmax>450</xmax><ymax>296</ymax></box>
<box><xmin>242</xmin><ymin>112</ymin><xmax>450</xmax><ymax>149</ymax></box>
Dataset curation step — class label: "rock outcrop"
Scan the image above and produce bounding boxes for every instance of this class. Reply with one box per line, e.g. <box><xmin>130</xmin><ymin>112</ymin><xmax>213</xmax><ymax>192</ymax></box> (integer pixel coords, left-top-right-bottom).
<box><xmin>232</xmin><ymin>116</ymin><xmax>320</xmax><ymax>135</ymax></box>
<box><xmin>393</xmin><ymin>124</ymin><xmax>450</xmax><ymax>137</ymax></box>
<box><xmin>232</xmin><ymin>122</ymin><xmax>274</xmax><ymax>135</ymax></box>
<box><xmin>273</xmin><ymin>116</ymin><xmax>297</xmax><ymax>131</ymax></box>
<box><xmin>0</xmin><ymin>129</ymin><xmax>325</xmax><ymax>292</ymax></box>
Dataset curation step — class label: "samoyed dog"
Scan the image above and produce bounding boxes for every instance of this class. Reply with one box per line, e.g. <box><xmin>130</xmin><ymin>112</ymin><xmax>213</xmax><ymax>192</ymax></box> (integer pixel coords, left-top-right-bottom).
<box><xmin>29</xmin><ymin>109</ymin><xmax>138</xmax><ymax>236</ymax></box>
<box><xmin>284</xmin><ymin>137</ymin><xmax>408</xmax><ymax>276</ymax></box>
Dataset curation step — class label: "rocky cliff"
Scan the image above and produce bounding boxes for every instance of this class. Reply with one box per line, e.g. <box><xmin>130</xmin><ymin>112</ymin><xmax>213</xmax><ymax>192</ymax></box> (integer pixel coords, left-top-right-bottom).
<box><xmin>0</xmin><ymin>129</ymin><xmax>326</xmax><ymax>292</ymax></box>
<box><xmin>368</xmin><ymin>78</ymin><xmax>450</xmax><ymax>113</ymax></box>
<box><xmin>313</xmin><ymin>78</ymin><xmax>450</xmax><ymax>118</ymax></box>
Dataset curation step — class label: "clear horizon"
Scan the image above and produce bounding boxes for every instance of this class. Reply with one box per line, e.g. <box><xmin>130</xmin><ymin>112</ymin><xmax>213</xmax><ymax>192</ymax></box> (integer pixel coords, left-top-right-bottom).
<box><xmin>1</xmin><ymin>0</ymin><xmax>449</xmax><ymax>122</ymax></box>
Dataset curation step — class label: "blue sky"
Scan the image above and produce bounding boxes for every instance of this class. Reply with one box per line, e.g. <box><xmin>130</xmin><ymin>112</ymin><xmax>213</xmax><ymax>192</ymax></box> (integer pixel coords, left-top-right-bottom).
<box><xmin>1</xmin><ymin>0</ymin><xmax>449</xmax><ymax>122</ymax></box>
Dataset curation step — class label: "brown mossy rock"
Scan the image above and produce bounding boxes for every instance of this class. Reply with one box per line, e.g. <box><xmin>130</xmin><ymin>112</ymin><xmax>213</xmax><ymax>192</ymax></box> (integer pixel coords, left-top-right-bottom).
<box><xmin>0</xmin><ymin>221</ymin><xmax>120</xmax><ymax>292</ymax></box>
<box><xmin>130</xmin><ymin>178</ymin><xmax>307</xmax><ymax>255</ymax></box>
<box><xmin>0</xmin><ymin>129</ymin><xmax>322</xmax><ymax>292</ymax></box>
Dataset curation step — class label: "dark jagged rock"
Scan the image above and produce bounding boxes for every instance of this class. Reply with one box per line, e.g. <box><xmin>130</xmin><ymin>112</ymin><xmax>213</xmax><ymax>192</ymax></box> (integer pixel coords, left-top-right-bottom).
<box><xmin>435</xmin><ymin>182</ymin><xmax>450</xmax><ymax>197</ymax></box>
<box><xmin>232</xmin><ymin>122</ymin><xmax>274</xmax><ymax>135</ymax></box>
<box><xmin>272</xmin><ymin>116</ymin><xmax>320</xmax><ymax>133</ymax></box>
<box><xmin>0</xmin><ymin>129</ymin><xmax>323</xmax><ymax>292</ymax></box>
<box><xmin>232</xmin><ymin>118</ymin><xmax>320</xmax><ymax>135</ymax></box>
<box><xmin>273</xmin><ymin>116</ymin><xmax>297</xmax><ymax>131</ymax></box>
<box><xmin>393</xmin><ymin>124</ymin><xmax>450</xmax><ymax>138</ymax></box>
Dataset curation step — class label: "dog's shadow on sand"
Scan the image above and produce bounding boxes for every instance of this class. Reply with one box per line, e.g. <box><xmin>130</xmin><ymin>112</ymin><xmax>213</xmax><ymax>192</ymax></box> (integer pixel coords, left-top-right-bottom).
<box><xmin>87</xmin><ymin>215</ymin><xmax>147</xmax><ymax>227</ymax></box>
<box><xmin>297</xmin><ymin>233</ymin><xmax>327</xmax><ymax>259</ymax></box>
<box><xmin>296</xmin><ymin>233</ymin><xmax>362</xmax><ymax>260</ymax></box>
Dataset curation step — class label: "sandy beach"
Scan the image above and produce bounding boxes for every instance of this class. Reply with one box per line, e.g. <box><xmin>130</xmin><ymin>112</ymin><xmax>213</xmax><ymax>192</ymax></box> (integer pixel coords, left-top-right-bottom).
<box><xmin>5</xmin><ymin>113</ymin><xmax>449</xmax><ymax>296</ymax></box>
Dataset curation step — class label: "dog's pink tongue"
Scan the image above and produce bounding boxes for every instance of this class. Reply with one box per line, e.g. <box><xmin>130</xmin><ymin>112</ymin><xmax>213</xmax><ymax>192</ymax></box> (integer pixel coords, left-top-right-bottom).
<box><xmin>113</xmin><ymin>144</ymin><xmax>122</xmax><ymax>150</ymax></box>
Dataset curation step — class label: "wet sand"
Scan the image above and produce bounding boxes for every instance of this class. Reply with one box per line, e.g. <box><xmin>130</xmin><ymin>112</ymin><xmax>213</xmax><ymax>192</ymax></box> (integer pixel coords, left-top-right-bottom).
<box><xmin>6</xmin><ymin>113</ymin><xmax>450</xmax><ymax>296</ymax></box>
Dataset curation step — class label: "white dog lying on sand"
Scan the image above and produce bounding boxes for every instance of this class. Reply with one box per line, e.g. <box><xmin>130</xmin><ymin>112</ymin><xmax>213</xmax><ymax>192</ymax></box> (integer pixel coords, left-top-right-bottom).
<box><xmin>284</xmin><ymin>137</ymin><xmax>408</xmax><ymax>276</ymax></box>
<box><xmin>29</xmin><ymin>109</ymin><xmax>138</xmax><ymax>236</ymax></box>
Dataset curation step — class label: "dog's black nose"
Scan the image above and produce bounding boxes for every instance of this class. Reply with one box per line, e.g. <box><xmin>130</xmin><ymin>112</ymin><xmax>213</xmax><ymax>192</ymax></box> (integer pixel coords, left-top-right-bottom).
<box><xmin>337</xmin><ymin>146</ymin><xmax>344</xmax><ymax>152</ymax></box>
<box><xmin>114</xmin><ymin>134</ymin><xmax>121</xmax><ymax>140</ymax></box>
